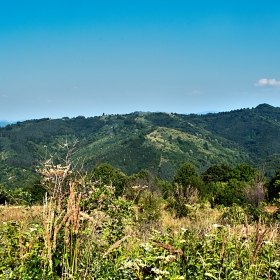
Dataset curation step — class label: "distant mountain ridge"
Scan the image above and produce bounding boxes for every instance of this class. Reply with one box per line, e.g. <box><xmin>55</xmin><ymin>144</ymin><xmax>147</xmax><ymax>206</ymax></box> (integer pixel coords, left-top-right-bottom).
<box><xmin>0</xmin><ymin>103</ymin><xmax>280</xmax><ymax>189</ymax></box>
<box><xmin>0</xmin><ymin>120</ymin><xmax>12</xmax><ymax>127</ymax></box>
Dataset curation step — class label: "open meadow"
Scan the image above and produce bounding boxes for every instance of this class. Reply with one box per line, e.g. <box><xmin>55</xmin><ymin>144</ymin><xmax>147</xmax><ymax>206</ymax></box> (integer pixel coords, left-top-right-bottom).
<box><xmin>1</xmin><ymin>188</ymin><xmax>280</xmax><ymax>279</ymax></box>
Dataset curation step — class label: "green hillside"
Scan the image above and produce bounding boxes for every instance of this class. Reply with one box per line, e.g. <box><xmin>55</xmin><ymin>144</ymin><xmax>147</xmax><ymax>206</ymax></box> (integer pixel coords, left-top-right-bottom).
<box><xmin>0</xmin><ymin>104</ymin><xmax>280</xmax><ymax>189</ymax></box>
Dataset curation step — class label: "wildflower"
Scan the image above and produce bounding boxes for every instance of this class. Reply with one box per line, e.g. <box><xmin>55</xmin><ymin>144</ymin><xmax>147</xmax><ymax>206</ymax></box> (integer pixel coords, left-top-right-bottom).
<box><xmin>212</xmin><ymin>223</ymin><xmax>222</xmax><ymax>228</ymax></box>
<box><xmin>263</xmin><ymin>241</ymin><xmax>274</xmax><ymax>246</ymax></box>
<box><xmin>121</xmin><ymin>260</ymin><xmax>136</xmax><ymax>270</ymax></box>
<box><xmin>151</xmin><ymin>267</ymin><xmax>170</xmax><ymax>275</ymax></box>
<box><xmin>140</xmin><ymin>242</ymin><xmax>153</xmax><ymax>251</ymax></box>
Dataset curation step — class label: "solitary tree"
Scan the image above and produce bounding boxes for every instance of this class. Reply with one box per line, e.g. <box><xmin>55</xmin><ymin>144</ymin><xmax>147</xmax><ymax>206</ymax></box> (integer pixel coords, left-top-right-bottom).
<box><xmin>90</xmin><ymin>163</ymin><xmax>127</xmax><ymax>196</ymax></box>
<box><xmin>173</xmin><ymin>162</ymin><xmax>205</xmax><ymax>195</ymax></box>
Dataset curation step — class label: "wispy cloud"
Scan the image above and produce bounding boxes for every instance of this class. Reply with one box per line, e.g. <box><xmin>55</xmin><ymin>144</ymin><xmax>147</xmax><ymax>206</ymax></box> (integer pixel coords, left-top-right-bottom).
<box><xmin>254</xmin><ymin>78</ymin><xmax>280</xmax><ymax>87</ymax></box>
<box><xmin>187</xmin><ymin>90</ymin><xmax>203</xmax><ymax>95</ymax></box>
<box><xmin>1</xmin><ymin>94</ymin><xmax>8</xmax><ymax>98</ymax></box>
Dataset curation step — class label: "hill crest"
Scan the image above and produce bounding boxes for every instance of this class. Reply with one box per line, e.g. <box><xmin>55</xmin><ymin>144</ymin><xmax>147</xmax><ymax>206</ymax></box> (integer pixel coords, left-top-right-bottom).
<box><xmin>1</xmin><ymin>104</ymin><xmax>280</xmax><ymax>188</ymax></box>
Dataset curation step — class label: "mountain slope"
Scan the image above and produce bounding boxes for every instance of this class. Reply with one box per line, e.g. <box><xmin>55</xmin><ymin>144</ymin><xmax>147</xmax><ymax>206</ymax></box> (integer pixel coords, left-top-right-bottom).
<box><xmin>0</xmin><ymin>104</ymin><xmax>279</xmax><ymax>189</ymax></box>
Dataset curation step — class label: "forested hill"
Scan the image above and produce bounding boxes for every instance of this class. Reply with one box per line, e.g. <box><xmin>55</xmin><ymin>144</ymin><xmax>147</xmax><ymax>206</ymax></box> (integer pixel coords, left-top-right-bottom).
<box><xmin>1</xmin><ymin>103</ymin><xmax>280</xmax><ymax>189</ymax></box>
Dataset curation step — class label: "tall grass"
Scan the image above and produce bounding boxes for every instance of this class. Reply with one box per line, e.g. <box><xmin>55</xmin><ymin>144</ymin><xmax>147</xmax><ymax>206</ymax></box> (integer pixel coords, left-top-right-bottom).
<box><xmin>0</xmin><ymin>161</ymin><xmax>280</xmax><ymax>279</ymax></box>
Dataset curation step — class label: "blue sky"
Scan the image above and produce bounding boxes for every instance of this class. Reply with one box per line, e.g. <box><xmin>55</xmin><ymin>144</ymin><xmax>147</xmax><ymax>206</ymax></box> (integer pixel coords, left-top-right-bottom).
<box><xmin>1</xmin><ymin>1</ymin><xmax>280</xmax><ymax>121</ymax></box>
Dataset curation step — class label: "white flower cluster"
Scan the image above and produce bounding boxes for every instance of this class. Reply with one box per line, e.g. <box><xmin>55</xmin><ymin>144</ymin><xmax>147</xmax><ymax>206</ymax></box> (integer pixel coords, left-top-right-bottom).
<box><xmin>29</xmin><ymin>224</ymin><xmax>39</xmax><ymax>232</ymax></box>
<box><xmin>140</xmin><ymin>242</ymin><xmax>153</xmax><ymax>252</ymax></box>
<box><xmin>121</xmin><ymin>258</ymin><xmax>146</xmax><ymax>270</ymax></box>
<box><xmin>151</xmin><ymin>267</ymin><xmax>170</xmax><ymax>275</ymax></box>
<box><xmin>263</xmin><ymin>241</ymin><xmax>274</xmax><ymax>246</ymax></box>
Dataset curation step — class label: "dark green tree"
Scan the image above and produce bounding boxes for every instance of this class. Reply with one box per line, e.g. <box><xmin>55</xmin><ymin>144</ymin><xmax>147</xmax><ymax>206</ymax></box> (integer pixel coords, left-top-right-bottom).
<box><xmin>173</xmin><ymin>162</ymin><xmax>205</xmax><ymax>196</ymax></box>
<box><xmin>90</xmin><ymin>163</ymin><xmax>127</xmax><ymax>196</ymax></box>
<box><xmin>266</xmin><ymin>169</ymin><xmax>280</xmax><ymax>201</ymax></box>
<box><xmin>0</xmin><ymin>185</ymin><xmax>9</xmax><ymax>204</ymax></box>
<box><xmin>156</xmin><ymin>179</ymin><xmax>173</xmax><ymax>199</ymax></box>
<box><xmin>23</xmin><ymin>180</ymin><xmax>48</xmax><ymax>205</ymax></box>
<box><xmin>201</xmin><ymin>164</ymin><xmax>233</xmax><ymax>184</ymax></box>
<box><xmin>231</xmin><ymin>163</ymin><xmax>259</xmax><ymax>182</ymax></box>
<box><xmin>207</xmin><ymin>179</ymin><xmax>247</xmax><ymax>207</ymax></box>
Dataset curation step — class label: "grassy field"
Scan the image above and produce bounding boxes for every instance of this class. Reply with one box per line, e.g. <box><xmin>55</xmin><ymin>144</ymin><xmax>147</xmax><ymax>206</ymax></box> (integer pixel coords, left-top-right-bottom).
<box><xmin>1</xmin><ymin>201</ymin><xmax>280</xmax><ymax>279</ymax></box>
<box><xmin>0</xmin><ymin>163</ymin><xmax>280</xmax><ymax>279</ymax></box>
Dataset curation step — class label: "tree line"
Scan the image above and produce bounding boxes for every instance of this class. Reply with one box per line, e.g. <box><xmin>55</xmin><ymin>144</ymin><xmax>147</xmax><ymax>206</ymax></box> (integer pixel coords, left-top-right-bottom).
<box><xmin>2</xmin><ymin>161</ymin><xmax>280</xmax><ymax>218</ymax></box>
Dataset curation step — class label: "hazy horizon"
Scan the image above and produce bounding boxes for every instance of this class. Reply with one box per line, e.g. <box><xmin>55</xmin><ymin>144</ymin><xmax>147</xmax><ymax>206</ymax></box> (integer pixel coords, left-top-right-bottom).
<box><xmin>1</xmin><ymin>103</ymin><xmax>276</xmax><ymax>123</ymax></box>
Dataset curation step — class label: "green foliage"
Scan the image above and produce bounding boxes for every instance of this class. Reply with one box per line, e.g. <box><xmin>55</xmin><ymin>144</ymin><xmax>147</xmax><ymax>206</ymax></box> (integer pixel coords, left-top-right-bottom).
<box><xmin>1</xmin><ymin>104</ymin><xmax>280</xmax><ymax>189</ymax></box>
<box><xmin>158</xmin><ymin>161</ymin><xmax>177</xmax><ymax>182</ymax></box>
<box><xmin>22</xmin><ymin>180</ymin><xmax>47</xmax><ymax>205</ymax></box>
<box><xmin>173</xmin><ymin>162</ymin><xmax>198</xmax><ymax>184</ymax></box>
<box><xmin>266</xmin><ymin>169</ymin><xmax>280</xmax><ymax>201</ymax></box>
<box><xmin>119</xmin><ymin>223</ymin><xmax>280</xmax><ymax>279</ymax></box>
<box><xmin>0</xmin><ymin>185</ymin><xmax>9</xmax><ymax>204</ymax></box>
<box><xmin>206</xmin><ymin>180</ymin><xmax>247</xmax><ymax>207</ymax></box>
<box><xmin>230</xmin><ymin>163</ymin><xmax>259</xmax><ymax>182</ymax></box>
<box><xmin>156</xmin><ymin>178</ymin><xmax>173</xmax><ymax>199</ymax></box>
<box><xmin>166</xmin><ymin>184</ymin><xmax>200</xmax><ymax>218</ymax></box>
<box><xmin>129</xmin><ymin>169</ymin><xmax>157</xmax><ymax>191</ymax></box>
<box><xmin>0</xmin><ymin>221</ymin><xmax>45</xmax><ymax>279</ymax></box>
<box><xmin>137</xmin><ymin>191</ymin><xmax>163</xmax><ymax>224</ymax></box>
<box><xmin>0</xmin><ymin>185</ymin><xmax>34</xmax><ymax>206</ymax></box>
<box><xmin>90</xmin><ymin>163</ymin><xmax>128</xmax><ymax>197</ymax></box>
<box><xmin>201</xmin><ymin>163</ymin><xmax>262</xmax><ymax>207</ymax></box>
<box><xmin>201</xmin><ymin>164</ymin><xmax>233</xmax><ymax>184</ymax></box>
<box><xmin>1</xmin><ymin>159</ymin><xmax>280</xmax><ymax>279</ymax></box>
<box><xmin>173</xmin><ymin>162</ymin><xmax>205</xmax><ymax>196</ymax></box>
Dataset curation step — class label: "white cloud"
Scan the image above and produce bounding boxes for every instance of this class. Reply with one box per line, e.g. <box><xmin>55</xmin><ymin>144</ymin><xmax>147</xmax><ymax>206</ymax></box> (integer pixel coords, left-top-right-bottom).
<box><xmin>1</xmin><ymin>94</ymin><xmax>8</xmax><ymax>98</ymax></box>
<box><xmin>268</xmin><ymin>79</ymin><xmax>280</xmax><ymax>86</ymax></box>
<box><xmin>255</xmin><ymin>78</ymin><xmax>280</xmax><ymax>86</ymax></box>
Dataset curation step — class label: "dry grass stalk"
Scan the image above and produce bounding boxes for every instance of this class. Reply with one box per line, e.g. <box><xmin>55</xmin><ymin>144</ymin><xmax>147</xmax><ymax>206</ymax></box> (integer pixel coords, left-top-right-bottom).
<box><xmin>244</xmin><ymin>215</ymin><xmax>249</xmax><ymax>239</ymax></box>
<box><xmin>160</xmin><ymin>206</ymin><xmax>223</xmax><ymax>233</ymax></box>
<box><xmin>152</xmin><ymin>241</ymin><xmax>187</xmax><ymax>264</ymax></box>
<box><xmin>250</xmin><ymin>228</ymin><xmax>267</xmax><ymax>265</ymax></box>
<box><xmin>39</xmin><ymin>144</ymin><xmax>81</xmax><ymax>272</ymax></box>
<box><xmin>219</xmin><ymin>235</ymin><xmax>226</xmax><ymax>275</ymax></box>
<box><xmin>103</xmin><ymin>235</ymin><xmax>131</xmax><ymax>258</ymax></box>
<box><xmin>27</xmin><ymin>233</ymin><xmax>40</xmax><ymax>253</ymax></box>
<box><xmin>52</xmin><ymin>209</ymin><xmax>74</xmax><ymax>250</ymax></box>
<box><xmin>250</xmin><ymin>216</ymin><xmax>268</xmax><ymax>265</ymax></box>
<box><xmin>268</xmin><ymin>226</ymin><xmax>277</xmax><ymax>243</ymax></box>
<box><xmin>42</xmin><ymin>193</ymin><xmax>52</xmax><ymax>268</ymax></box>
<box><xmin>80</xmin><ymin>211</ymin><xmax>97</xmax><ymax>223</ymax></box>
<box><xmin>19</xmin><ymin>228</ymin><xmax>23</xmax><ymax>259</ymax></box>
<box><xmin>0</xmin><ymin>206</ymin><xmax>42</xmax><ymax>224</ymax></box>
<box><xmin>185</xmin><ymin>185</ymin><xmax>199</xmax><ymax>205</ymax></box>
<box><xmin>255</xmin><ymin>216</ymin><xmax>261</xmax><ymax>242</ymax></box>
